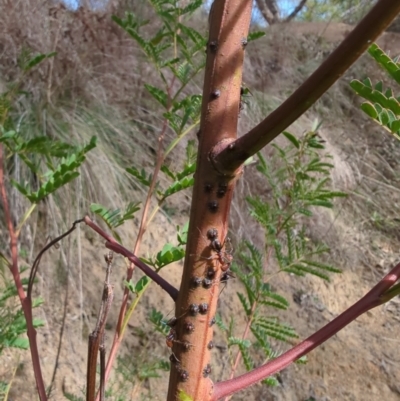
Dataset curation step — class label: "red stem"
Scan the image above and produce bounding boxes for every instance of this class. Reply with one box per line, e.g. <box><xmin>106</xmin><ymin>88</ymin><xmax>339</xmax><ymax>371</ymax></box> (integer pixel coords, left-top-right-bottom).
<box><xmin>212</xmin><ymin>261</ymin><xmax>400</xmax><ymax>400</ymax></box>
<box><xmin>213</xmin><ymin>0</ymin><xmax>400</xmax><ymax>172</ymax></box>
<box><xmin>83</xmin><ymin>216</ymin><xmax>178</xmax><ymax>300</ymax></box>
<box><xmin>0</xmin><ymin>144</ymin><xmax>48</xmax><ymax>401</ymax></box>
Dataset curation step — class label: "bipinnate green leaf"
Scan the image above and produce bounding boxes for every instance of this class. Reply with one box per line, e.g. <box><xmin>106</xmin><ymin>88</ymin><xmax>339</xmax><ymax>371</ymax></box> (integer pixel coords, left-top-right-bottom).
<box><xmin>155</xmin><ymin>243</ymin><xmax>185</xmax><ymax>268</ymax></box>
<box><xmin>162</xmin><ymin>175</ymin><xmax>194</xmax><ymax>198</ymax></box>
<box><xmin>148</xmin><ymin>308</ymin><xmax>170</xmax><ymax>335</ymax></box>
<box><xmin>360</xmin><ymin>102</ymin><xmax>378</xmax><ymax>119</ymax></box>
<box><xmin>259</xmin><ymin>285</ymin><xmax>289</xmax><ymax>310</ymax></box>
<box><xmin>237</xmin><ymin>292</ymin><xmax>251</xmax><ymax>316</ymax></box>
<box><xmin>180</xmin><ymin>0</ymin><xmax>202</xmax><ymax>16</ymax></box>
<box><xmin>262</xmin><ymin>377</ymin><xmax>280</xmax><ymax>387</ymax></box>
<box><xmin>283</xmin><ymin>131</ymin><xmax>300</xmax><ymax>148</ymax></box>
<box><xmin>90</xmin><ymin>201</ymin><xmax>140</xmax><ymax>234</ymax></box>
<box><xmin>215</xmin><ymin>314</ymin><xmax>228</xmax><ymax>332</ymax></box>
<box><xmin>367</xmin><ymin>43</ymin><xmax>400</xmax><ymax>84</ymax></box>
<box><xmin>126</xmin><ymin>166</ymin><xmax>152</xmax><ymax>187</ymax></box>
<box><xmin>351</xmin><ymin>45</ymin><xmax>400</xmax><ymax>140</ymax></box>
<box><xmin>254</xmin><ymin>317</ymin><xmax>298</xmax><ymax>342</ymax></box>
<box><xmin>125</xmin><ymin>276</ymin><xmax>150</xmax><ymax>296</ymax></box>
<box><xmin>145</xmin><ymin>84</ymin><xmax>168</xmax><ymax>108</ymax></box>
<box><xmin>228</xmin><ymin>337</ymin><xmax>253</xmax><ymax>370</ymax></box>
<box><xmin>247</xmin><ymin>31</ymin><xmax>266</xmax><ymax>42</ymax></box>
<box><xmin>12</xmin><ymin>136</ymin><xmax>96</xmax><ymax>203</ymax></box>
<box><xmin>176</xmin><ymin>221</ymin><xmax>189</xmax><ymax>245</ymax></box>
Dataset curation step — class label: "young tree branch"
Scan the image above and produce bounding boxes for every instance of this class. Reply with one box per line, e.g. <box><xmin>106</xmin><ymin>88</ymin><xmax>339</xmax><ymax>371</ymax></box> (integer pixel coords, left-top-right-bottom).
<box><xmin>212</xmin><ymin>260</ymin><xmax>400</xmax><ymax>400</ymax></box>
<box><xmin>166</xmin><ymin>0</ymin><xmax>253</xmax><ymax>399</ymax></box>
<box><xmin>0</xmin><ymin>144</ymin><xmax>48</xmax><ymax>401</ymax></box>
<box><xmin>212</xmin><ymin>0</ymin><xmax>400</xmax><ymax>174</ymax></box>
<box><xmin>254</xmin><ymin>0</ymin><xmax>277</xmax><ymax>25</ymax></box>
<box><xmin>83</xmin><ymin>216</ymin><xmax>179</xmax><ymax>301</ymax></box>
<box><xmin>284</xmin><ymin>0</ymin><xmax>308</xmax><ymax>23</ymax></box>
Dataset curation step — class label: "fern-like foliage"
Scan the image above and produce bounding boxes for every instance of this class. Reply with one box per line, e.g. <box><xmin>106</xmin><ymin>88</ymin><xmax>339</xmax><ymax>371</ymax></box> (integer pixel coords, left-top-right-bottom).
<box><xmin>217</xmin><ymin>126</ymin><xmax>344</xmax><ymax>385</ymax></box>
<box><xmin>113</xmin><ymin>0</ymin><xmax>205</xmax><ymax>212</ymax></box>
<box><xmin>4</xmin><ymin>131</ymin><xmax>97</xmax><ymax>203</ymax></box>
<box><xmin>89</xmin><ymin>201</ymin><xmax>141</xmax><ymax>243</ymax></box>
<box><xmin>0</xmin><ymin>272</ymin><xmax>44</xmax><ymax>355</ymax></box>
<box><xmin>248</xmin><ymin>129</ymin><xmax>345</xmax><ymax>276</ymax></box>
<box><xmin>350</xmin><ymin>43</ymin><xmax>400</xmax><ymax>141</ymax></box>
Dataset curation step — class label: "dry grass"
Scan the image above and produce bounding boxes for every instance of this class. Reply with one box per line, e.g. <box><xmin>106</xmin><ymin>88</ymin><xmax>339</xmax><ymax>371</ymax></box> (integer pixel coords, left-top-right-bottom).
<box><xmin>1</xmin><ymin>1</ymin><xmax>400</xmax><ymax>400</ymax></box>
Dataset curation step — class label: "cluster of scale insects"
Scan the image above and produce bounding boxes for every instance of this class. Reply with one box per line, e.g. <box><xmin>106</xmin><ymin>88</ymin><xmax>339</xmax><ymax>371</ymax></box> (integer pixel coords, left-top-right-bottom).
<box><xmin>165</xmin><ymin>227</ymin><xmax>234</xmax><ymax>382</ymax></box>
<box><xmin>166</xmin><ymin>33</ymin><xmax>246</xmax><ymax>384</ymax></box>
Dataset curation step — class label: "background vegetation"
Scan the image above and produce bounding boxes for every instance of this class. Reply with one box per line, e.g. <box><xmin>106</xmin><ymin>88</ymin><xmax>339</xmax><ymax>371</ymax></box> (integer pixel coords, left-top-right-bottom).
<box><xmin>1</xmin><ymin>0</ymin><xmax>400</xmax><ymax>400</ymax></box>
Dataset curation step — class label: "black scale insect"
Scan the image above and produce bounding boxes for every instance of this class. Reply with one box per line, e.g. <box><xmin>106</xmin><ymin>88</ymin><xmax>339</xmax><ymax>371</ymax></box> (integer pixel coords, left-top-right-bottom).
<box><xmin>206</xmin><ymin>228</ymin><xmax>233</xmax><ymax>272</ymax></box>
<box><xmin>203</xmin><ymin>364</ymin><xmax>212</xmax><ymax>378</ymax></box>
<box><xmin>199</xmin><ymin>303</ymin><xmax>208</xmax><ymax>315</ymax></box>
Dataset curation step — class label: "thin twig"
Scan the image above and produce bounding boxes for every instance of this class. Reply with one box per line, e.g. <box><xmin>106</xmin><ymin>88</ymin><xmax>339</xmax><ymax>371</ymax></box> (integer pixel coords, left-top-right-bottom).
<box><xmin>28</xmin><ymin>218</ymin><xmax>84</xmax><ymax>299</ymax></box>
<box><xmin>105</xmin><ymin>241</ymin><xmax>178</xmax><ymax>301</ymax></box>
<box><xmin>87</xmin><ymin>252</ymin><xmax>114</xmax><ymax>401</ymax></box>
<box><xmin>0</xmin><ymin>143</ymin><xmax>48</xmax><ymax>401</ymax></box>
<box><xmin>283</xmin><ymin>0</ymin><xmax>308</xmax><ymax>23</ymax></box>
<box><xmin>47</xmin><ymin>232</ymin><xmax>72</xmax><ymax>398</ymax></box>
<box><xmin>83</xmin><ymin>216</ymin><xmax>179</xmax><ymax>300</ymax></box>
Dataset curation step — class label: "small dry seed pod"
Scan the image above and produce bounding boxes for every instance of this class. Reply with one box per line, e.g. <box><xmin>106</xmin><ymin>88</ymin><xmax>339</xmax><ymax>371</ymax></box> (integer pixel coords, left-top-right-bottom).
<box><xmin>199</xmin><ymin>303</ymin><xmax>209</xmax><ymax>315</ymax></box>
<box><xmin>104</xmin><ymin>251</ymin><xmax>113</xmax><ymax>264</ymax></box>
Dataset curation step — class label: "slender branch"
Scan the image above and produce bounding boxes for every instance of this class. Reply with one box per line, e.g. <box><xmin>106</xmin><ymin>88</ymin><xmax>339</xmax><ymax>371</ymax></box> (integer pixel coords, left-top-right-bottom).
<box><xmin>0</xmin><ymin>143</ymin><xmax>48</xmax><ymax>400</ymax></box>
<box><xmin>254</xmin><ymin>0</ymin><xmax>276</xmax><ymax>25</ymax></box>
<box><xmin>283</xmin><ymin>0</ymin><xmax>307</xmax><ymax>23</ymax></box>
<box><xmin>213</xmin><ymin>0</ymin><xmax>400</xmax><ymax>173</ymax></box>
<box><xmin>212</xmin><ymin>260</ymin><xmax>400</xmax><ymax>400</ymax></box>
<box><xmin>28</xmin><ymin>218</ymin><xmax>83</xmax><ymax>299</ymax></box>
<box><xmin>87</xmin><ymin>252</ymin><xmax>114</xmax><ymax>401</ymax></box>
<box><xmin>105</xmin><ymin>241</ymin><xmax>178</xmax><ymax>300</ymax></box>
<box><xmin>83</xmin><ymin>216</ymin><xmax>178</xmax><ymax>301</ymax></box>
